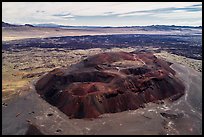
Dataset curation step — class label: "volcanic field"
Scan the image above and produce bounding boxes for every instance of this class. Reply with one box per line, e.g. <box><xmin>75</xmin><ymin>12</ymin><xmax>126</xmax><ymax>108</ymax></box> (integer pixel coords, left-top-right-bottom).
<box><xmin>35</xmin><ymin>51</ymin><xmax>185</xmax><ymax>118</ymax></box>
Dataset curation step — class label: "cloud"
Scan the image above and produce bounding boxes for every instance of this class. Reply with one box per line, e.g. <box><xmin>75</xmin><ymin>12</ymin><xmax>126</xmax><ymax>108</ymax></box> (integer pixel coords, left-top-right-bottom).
<box><xmin>117</xmin><ymin>4</ymin><xmax>201</xmax><ymax>17</ymax></box>
<box><xmin>53</xmin><ymin>13</ymin><xmax>72</xmax><ymax>17</ymax></box>
<box><xmin>36</xmin><ymin>10</ymin><xmax>45</xmax><ymax>13</ymax></box>
<box><xmin>190</xmin><ymin>4</ymin><xmax>202</xmax><ymax>7</ymax></box>
<box><xmin>52</xmin><ymin>12</ymin><xmax>75</xmax><ymax>19</ymax></box>
<box><xmin>2</xmin><ymin>2</ymin><xmax>202</xmax><ymax>26</ymax></box>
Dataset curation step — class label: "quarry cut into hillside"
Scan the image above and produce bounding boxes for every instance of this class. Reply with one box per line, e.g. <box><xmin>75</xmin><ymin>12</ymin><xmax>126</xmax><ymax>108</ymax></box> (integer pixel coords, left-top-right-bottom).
<box><xmin>35</xmin><ymin>51</ymin><xmax>185</xmax><ymax>119</ymax></box>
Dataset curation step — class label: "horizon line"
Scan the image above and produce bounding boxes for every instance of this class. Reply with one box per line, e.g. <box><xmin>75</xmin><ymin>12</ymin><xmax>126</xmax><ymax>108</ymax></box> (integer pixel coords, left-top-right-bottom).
<box><xmin>2</xmin><ymin>21</ymin><xmax>202</xmax><ymax>27</ymax></box>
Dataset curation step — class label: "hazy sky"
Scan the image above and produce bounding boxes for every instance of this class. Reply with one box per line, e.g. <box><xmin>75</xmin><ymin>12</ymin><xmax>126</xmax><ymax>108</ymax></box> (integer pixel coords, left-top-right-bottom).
<box><xmin>2</xmin><ymin>2</ymin><xmax>202</xmax><ymax>26</ymax></box>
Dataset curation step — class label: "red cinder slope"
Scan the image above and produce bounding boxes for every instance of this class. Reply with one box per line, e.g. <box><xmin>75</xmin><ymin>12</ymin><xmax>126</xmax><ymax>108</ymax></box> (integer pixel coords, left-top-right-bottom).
<box><xmin>35</xmin><ymin>52</ymin><xmax>185</xmax><ymax>118</ymax></box>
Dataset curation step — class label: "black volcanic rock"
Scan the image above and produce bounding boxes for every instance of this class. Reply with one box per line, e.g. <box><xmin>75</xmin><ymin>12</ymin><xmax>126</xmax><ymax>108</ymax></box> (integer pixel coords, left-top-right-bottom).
<box><xmin>35</xmin><ymin>52</ymin><xmax>185</xmax><ymax>119</ymax></box>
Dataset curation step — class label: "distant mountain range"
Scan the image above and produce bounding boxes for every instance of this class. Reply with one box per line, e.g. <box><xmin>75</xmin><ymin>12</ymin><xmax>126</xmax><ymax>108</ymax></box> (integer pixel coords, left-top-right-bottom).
<box><xmin>2</xmin><ymin>21</ymin><xmax>34</xmax><ymax>27</ymax></box>
<box><xmin>32</xmin><ymin>23</ymin><xmax>203</xmax><ymax>29</ymax></box>
<box><xmin>2</xmin><ymin>21</ymin><xmax>202</xmax><ymax>29</ymax></box>
<box><xmin>2</xmin><ymin>22</ymin><xmax>20</xmax><ymax>27</ymax></box>
<box><xmin>32</xmin><ymin>23</ymin><xmax>64</xmax><ymax>28</ymax></box>
<box><xmin>32</xmin><ymin>23</ymin><xmax>111</xmax><ymax>28</ymax></box>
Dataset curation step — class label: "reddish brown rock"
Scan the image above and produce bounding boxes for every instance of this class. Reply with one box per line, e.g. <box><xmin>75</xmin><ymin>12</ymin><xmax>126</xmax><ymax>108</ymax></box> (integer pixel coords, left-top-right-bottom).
<box><xmin>35</xmin><ymin>52</ymin><xmax>185</xmax><ymax>118</ymax></box>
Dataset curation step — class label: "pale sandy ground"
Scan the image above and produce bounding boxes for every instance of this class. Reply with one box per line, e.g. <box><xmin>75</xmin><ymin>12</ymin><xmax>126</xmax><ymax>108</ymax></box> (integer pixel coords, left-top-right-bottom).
<box><xmin>2</xmin><ymin>27</ymin><xmax>201</xmax><ymax>41</ymax></box>
<box><xmin>2</xmin><ymin>59</ymin><xmax>202</xmax><ymax>135</ymax></box>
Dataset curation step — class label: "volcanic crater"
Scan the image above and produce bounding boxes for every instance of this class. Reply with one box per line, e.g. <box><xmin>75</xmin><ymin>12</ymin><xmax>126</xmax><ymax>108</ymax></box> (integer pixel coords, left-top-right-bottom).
<box><xmin>35</xmin><ymin>51</ymin><xmax>185</xmax><ymax>119</ymax></box>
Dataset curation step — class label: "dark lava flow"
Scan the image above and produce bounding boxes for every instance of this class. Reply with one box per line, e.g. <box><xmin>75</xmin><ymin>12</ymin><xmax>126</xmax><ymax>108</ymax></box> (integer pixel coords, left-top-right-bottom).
<box><xmin>35</xmin><ymin>52</ymin><xmax>185</xmax><ymax>119</ymax></box>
